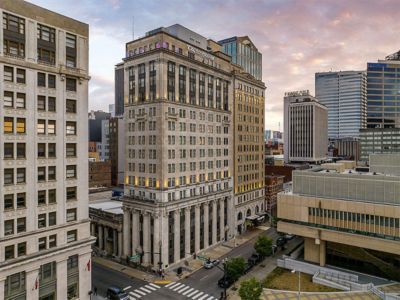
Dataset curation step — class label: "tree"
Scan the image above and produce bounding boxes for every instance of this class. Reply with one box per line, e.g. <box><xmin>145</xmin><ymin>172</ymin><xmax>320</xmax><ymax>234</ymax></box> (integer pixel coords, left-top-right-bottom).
<box><xmin>239</xmin><ymin>278</ymin><xmax>262</xmax><ymax>300</ymax></box>
<box><xmin>254</xmin><ymin>235</ymin><xmax>273</xmax><ymax>257</ymax></box>
<box><xmin>225</xmin><ymin>257</ymin><xmax>246</xmax><ymax>281</ymax></box>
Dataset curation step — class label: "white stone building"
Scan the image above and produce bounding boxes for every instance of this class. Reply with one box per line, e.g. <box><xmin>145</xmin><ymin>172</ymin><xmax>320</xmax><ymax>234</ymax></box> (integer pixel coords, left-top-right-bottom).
<box><xmin>0</xmin><ymin>1</ymin><xmax>94</xmax><ymax>299</ymax></box>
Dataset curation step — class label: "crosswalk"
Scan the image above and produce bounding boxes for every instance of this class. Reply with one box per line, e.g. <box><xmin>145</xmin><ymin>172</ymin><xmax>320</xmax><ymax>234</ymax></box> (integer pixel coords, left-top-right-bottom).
<box><xmin>126</xmin><ymin>283</ymin><xmax>161</xmax><ymax>299</ymax></box>
<box><xmin>165</xmin><ymin>282</ymin><xmax>217</xmax><ymax>300</ymax></box>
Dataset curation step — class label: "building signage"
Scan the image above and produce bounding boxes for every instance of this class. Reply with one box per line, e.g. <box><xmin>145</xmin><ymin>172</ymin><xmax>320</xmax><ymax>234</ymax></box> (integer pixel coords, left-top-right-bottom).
<box><xmin>187</xmin><ymin>44</ymin><xmax>215</xmax><ymax>61</ymax></box>
<box><xmin>285</xmin><ymin>90</ymin><xmax>310</xmax><ymax>97</ymax></box>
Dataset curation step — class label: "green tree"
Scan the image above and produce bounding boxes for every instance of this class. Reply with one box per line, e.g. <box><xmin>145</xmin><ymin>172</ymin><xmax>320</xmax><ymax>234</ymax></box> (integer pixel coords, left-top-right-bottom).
<box><xmin>225</xmin><ymin>257</ymin><xmax>246</xmax><ymax>281</ymax></box>
<box><xmin>239</xmin><ymin>278</ymin><xmax>262</xmax><ymax>300</ymax></box>
<box><xmin>254</xmin><ymin>235</ymin><xmax>273</xmax><ymax>257</ymax></box>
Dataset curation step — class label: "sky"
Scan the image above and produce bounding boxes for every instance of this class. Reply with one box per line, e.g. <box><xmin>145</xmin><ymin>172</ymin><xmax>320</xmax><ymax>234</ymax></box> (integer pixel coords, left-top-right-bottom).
<box><xmin>28</xmin><ymin>0</ymin><xmax>400</xmax><ymax>131</ymax></box>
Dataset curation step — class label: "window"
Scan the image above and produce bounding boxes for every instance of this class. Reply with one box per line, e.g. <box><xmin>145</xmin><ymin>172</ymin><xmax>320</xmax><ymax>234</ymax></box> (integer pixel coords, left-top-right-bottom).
<box><xmin>48</xmin><ymin>189</ymin><xmax>56</xmax><ymax>204</ymax></box>
<box><xmin>66</xmin><ymin>208</ymin><xmax>77</xmax><ymax>222</ymax></box>
<box><xmin>5</xmin><ymin>245</ymin><xmax>14</xmax><ymax>260</ymax></box>
<box><xmin>16</xmin><ymin>143</ymin><xmax>25</xmax><ymax>159</ymax></box>
<box><xmin>48</xmin><ymin>166</ymin><xmax>56</xmax><ymax>180</ymax></box>
<box><xmin>16</xmin><ymin>217</ymin><xmax>26</xmax><ymax>233</ymax></box>
<box><xmin>67</xmin><ymin>230</ymin><xmax>77</xmax><ymax>243</ymax></box>
<box><xmin>4</xmin><ymin>219</ymin><xmax>14</xmax><ymax>235</ymax></box>
<box><xmin>17</xmin><ymin>242</ymin><xmax>26</xmax><ymax>256</ymax></box>
<box><xmin>38</xmin><ymin>214</ymin><xmax>46</xmax><ymax>228</ymax></box>
<box><xmin>48</xmin><ymin>120</ymin><xmax>56</xmax><ymax>135</ymax></box>
<box><xmin>67</xmin><ymin>255</ymin><xmax>78</xmax><ymax>270</ymax></box>
<box><xmin>66</xmin><ymin>121</ymin><xmax>76</xmax><ymax>135</ymax></box>
<box><xmin>66</xmin><ymin>165</ymin><xmax>77</xmax><ymax>179</ymax></box>
<box><xmin>16</xmin><ymin>118</ymin><xmax>25</xmax><ymax>133</ymax></box>
<box><xmin>4</xmin><ymin>168</ymin><xmax>14</xmax><ymax>185</ymax></box>
<box><xmin>48</xmin><ymin>212</ymin><xmax>56</xmax><ymax>226</ymax></box>
<box><xmin>38</xmin><ymin>95</ymin><xmax>46</xmax><ymax>110</ymax></box>
<box><xmin>4</xmin><ymin>40</ymin><xmax>25</xmax><ymax>58</ymax></box>
<box><xmin>37</xmin><ymin>24</ymin><xmax>55</xmax><ymax>43</ymax></box>
<box><xmin>4</xmin><ymin>143</ymin><xmax>14</xmax><ymax>159</ymax></box>
<box><xmin>49</xmin><ymin>235</ymin><xmax>57</xmax><ymax>248</ymax></box>
<box><xmin>4</xmin><ymin>271</ymin><xmax>26</xmax><ymax>298</ymax></box>
<box><xmin>48</xmin><ymin>97</ymin><xmax>56</xmax><ymax>112</ymax></box>
<box><xmin>38</xmin><ymin>190</ymin><xmax>46</xmax><ymax>205</ymax></box>
<box><xmin>48</xmin><ymin>143</ymin><xmax>56</xmax><ymax>157</ymax></box>
<box><xmin>38</xmin><ymin>72</ymin><xmax>46</xmax><ymax>87</ymax></box>
<box><xmin>16</xmin><ymin>168</ymin><xmax>25</xmax><ymax>183</ymax></box>
<box><xmin>4</xmin><ymin>91</ymin><xmax>13</xmax><ymax>107</ymax></box>
<box><xmin>4</xmin><ymin>66</ymin><xmax>13</xmax><ymax>82</ymax></box>
<box><xmin>4</xmin><ymin>194</ymin><xmax>14</xmax><ymax>210</ymax></box>
<box><xmin>4</xmin><ymin>117</ymin><xmax>13</xmax><ymax>133</ymax></box>
<box><xmin>66</xmin><ymin>187</ymin><xmax>77</xmax><ymax>200</ymax></box>
<box><xmin>38</xmin><ymin>143</ymin><xmax>46</xmax><ymax>157</ymax></box>
<box><xmin>66</xmin><ymin>99</ymin><xmax>76</xmax><ymax>113</ymax></box>
<box><xmin>16</xmin><ymin>93</ymin><xmax>25</xmax><ymax>108</ymax></box>
<box><xmin>37</xmin><ymin>119</ymin><xmax>45</xmax><ymax>134</ymax></box>
<box><xmin>38</xmin><ymin>237</ymin><xmax>46</xmax><ymax>251</ymax></box>
<box><xmin>66</xmin><ymin>78</ymin><xmax>77</xmax><ymax>91</ymax></box>
<box><xmin>66</xmin><ymin>33</ymin><xmax>76</xmax><ymax>48</ymax></box>
<box><xmin>17</xmin><ymin>193</ymin><xmax>26</xmax><ymax>208</ymax></box>
<box><xmin>48</xmin><ymin>74</ymin><xmax>56</xmax><ymax>88</ymax></box>
<box><xmin>38</xmin><ymin>167</ymin><xmax>46</xmax><ymax>181</ymax></box>
<box><xmin>66</xmin><ymin>143</ymin><xmax>76</xmax><ymax>157</ymax></box>
<box><xmin>16</xmin><ymin>69</ymin><xmax>26</xmax><ymax>84</ymax></box>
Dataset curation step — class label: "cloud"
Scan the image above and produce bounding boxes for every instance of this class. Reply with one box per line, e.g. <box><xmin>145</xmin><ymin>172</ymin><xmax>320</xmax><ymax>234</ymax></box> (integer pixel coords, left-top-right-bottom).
<box><xmin>28</xmin><ymin>0</ymin><xmax>400</xmax><ymax>131</ymax></box>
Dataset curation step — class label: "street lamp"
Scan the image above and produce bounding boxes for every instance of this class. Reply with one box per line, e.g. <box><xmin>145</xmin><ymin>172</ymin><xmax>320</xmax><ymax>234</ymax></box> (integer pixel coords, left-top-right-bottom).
<box><xmin>291</xmin><ymin>269</ymin><xmax>300</xmax><ymax>300</ymax></box>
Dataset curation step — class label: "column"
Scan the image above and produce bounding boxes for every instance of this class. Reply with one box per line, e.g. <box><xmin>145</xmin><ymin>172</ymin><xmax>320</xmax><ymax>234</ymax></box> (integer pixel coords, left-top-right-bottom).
<box><xmin>113</xmin><ymin>229</ymin><xmax>118</xmax><ymax>256</ymax></box>
<box><xmin>203</xmin><ymin>202</ymin><xmax>209</xmax><ymax>249</ymax></box>
<box><xmin>0</xmin><ymin>279</ymin><xmax>4</xmax><ymax>300</ymax></box>
<box><xmin>145</xmin><ymin>63</ymin><xmax>150</xmax><ymax>101</ymax></box>
<box><xmin>26</xmin><ymin>268</ymin><xmax>39</xmax><ymax>299</ymax></box>
<box><xmin>194</xmin><ymin>205</ymin><xmax>200</xmax><ymax>253</ymax></box>
<box><xmin>219</xmin><ymin>199</ymin><xmax>225</xmax><ymax>241</ymax></box>
<box><xmin>98</xmin><ymin>224</ymin><xmax>103</xmax><ymax>250</ymax></box>
<box><xmin>319</xmin><ymin>240</ymin><xmax>326</xmax><ymax>267</ymax></box>
<box><xmin>153</xmin><ymin>214</ymin><xmax>160</xmax><ymax>268</ymax></box>
<box><xmin>91</xmin><ymin>222</ymin><xmax>96</xmax><ymax>236</ymax></box>
<box><xmin>174</xmin><ymin>210</ymin><xmax>181</xmax><ymax>263</ymax></box>
<box><xmin>118</xmin><ymin>231</ymin><xmax>123</xmax><ymax>257</ymax></box>
<box><xmin>142</xmin><ymin>212</ymin><xmax>151</xmax><ymax>265</ymax></box>
<box><xmin>56</xmin><ymin>259</ymin><xmax>68</xmax><ymax>300</ymax></box>
<box><xmin>184</xmin><ymin>207</ymin><xmax>191</xmax><ymax>257</ymax></box>
<box><xmin>131</xmin><ymin>210</ymin><xmax>140</xmax><ymax>255</ymax></box>
<box><xmin>212</xmin><ymin>201</ymin><xmax>217</xmax><ymax>245</ymax></box>
<box><xmin>104</xmin><ymin>226</ymin><xmax>109</xmax><ymax>254</ymax></box>
<box><xmin>123</xmin><ymin>209</ymin><xmax>130</xmax><ymax>256</ymax></box>
<box><xmin>160</xmin><ymin>211</ymin><xmax>169</xmax><ymax>268</ymax></box>
<box><xmin>79</xmin><ymin>252</ymin><xmax>92</xmax><ymax>300</ymax></box>
<box><xmin>228</xmin><ymin>196</ymin><xmax>235</xmax><ymax>238</ymax></box>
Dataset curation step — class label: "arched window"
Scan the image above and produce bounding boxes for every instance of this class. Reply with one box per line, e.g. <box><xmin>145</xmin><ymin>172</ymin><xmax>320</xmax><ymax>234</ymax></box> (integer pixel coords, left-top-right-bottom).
<box><xmin>246</xmin><ymin>209</ymin><xmax>251</xmax><ymax>216</ymax></box>
<box><xmin>237</xmin><ymin>212</ymin><xmax>243</xmax><ymax>221</ymax></box>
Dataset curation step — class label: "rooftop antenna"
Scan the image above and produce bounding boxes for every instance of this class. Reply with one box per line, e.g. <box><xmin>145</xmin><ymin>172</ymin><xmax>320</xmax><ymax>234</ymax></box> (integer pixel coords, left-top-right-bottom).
<box><xmin>132</xmin><ymin>16</ymin><xmax>135</xmax><ymax>40</ymax></box>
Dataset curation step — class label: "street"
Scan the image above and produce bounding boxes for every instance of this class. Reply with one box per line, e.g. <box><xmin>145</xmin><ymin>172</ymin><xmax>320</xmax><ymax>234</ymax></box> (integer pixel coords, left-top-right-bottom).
<box><xmin>92</xmin><ymin>227</ymin><xmax>286</xmax><ymax>300</ymax></box>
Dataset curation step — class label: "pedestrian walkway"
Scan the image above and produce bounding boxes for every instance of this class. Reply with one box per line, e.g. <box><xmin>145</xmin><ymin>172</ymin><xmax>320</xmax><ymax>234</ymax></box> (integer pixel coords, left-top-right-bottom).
<box><xmin>124</xmin><ymin>283</ymin><xmax>161</xmax><ymax>299</ymax></box>
<box><xmin>165</xmin><ymin>281</ymin><xmax>217</xmax><ymax>300</ymax></box>
<box><xmin>261</xmin><ymin>289</ymin><xmax>380</xmax><ymax>300</ymax></box>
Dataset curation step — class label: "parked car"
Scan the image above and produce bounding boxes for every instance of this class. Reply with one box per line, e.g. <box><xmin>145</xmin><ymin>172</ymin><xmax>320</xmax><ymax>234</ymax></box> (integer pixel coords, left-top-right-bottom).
<box><xmin>218</xmin><ymin>276</ymin><xmax>234</xmax><ymax>288</ymax></box>
<box><xmin>284</xmin><ymin>234</ymin><xmax>295</xmax><ymax>240</ymax></box>
<box><xmin>106</xmin><ymin>286</ymin><xmax>129</xmax><ymax>300</ymax></box>
<box><xmin>247</xmin><ymin>253</ymin><xmax>262</xmax><ymax>266</ymax></box>
<box><xmin>203</xmin><ymin>259</ymin><xmax>220</xmax><ymax>269</ymax></box>
<box><xmin>276</xmin><ymin>236</ymin><xmax>287</xmax><ymax>247</ymax></box>
<box><xmin>244</xmin><ymin>263</ymin><xmax>253</xmax><ymax>273</ymax></box>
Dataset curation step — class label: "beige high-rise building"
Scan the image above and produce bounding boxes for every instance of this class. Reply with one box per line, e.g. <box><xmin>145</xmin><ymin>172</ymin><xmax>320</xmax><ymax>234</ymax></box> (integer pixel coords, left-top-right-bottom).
<box><xmin>0</xmin><ymin>1</ymin><xmax>93</xmax><ymax>299</ymax></box>
<box><xmin>284</xmin><ymin>90</ymin><xmax>328</xmax><ymax>163</ymax></box>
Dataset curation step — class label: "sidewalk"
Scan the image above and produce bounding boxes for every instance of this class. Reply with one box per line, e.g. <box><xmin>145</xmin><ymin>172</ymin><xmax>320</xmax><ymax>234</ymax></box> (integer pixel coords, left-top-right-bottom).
<box><xmin>93</xmin><ymin>227</ymin><xmax>267</xmax><ymax>283</ymax></box>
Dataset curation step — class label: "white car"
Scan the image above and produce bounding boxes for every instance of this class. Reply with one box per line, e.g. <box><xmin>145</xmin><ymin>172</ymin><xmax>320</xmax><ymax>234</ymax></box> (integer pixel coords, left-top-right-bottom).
<box><xmin>203</xmin><ymin>259</ymin><xmax>220</xmax><ymax>269</ymax></box>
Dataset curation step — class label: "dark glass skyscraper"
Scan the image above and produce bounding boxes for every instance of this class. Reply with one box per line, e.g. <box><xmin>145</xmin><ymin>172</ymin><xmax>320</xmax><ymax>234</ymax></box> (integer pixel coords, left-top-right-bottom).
<box><xmin>367</xmin><ymin>50</ymin><xmax>400</xmax><ymax>128</ymax></box>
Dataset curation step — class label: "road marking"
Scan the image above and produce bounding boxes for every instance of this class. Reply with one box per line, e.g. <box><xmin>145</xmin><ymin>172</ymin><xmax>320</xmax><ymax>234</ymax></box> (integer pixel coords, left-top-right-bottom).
<box><xmin>123</xmin><ymin>285</ymin><xmax>132</xmax><ymax>291</ymax></box>
<box><xmin>144</xmin><ymin>285</ymin><xmax>156</xmax><ymax>291</ymax></box>
<box><xmin>192</xmin><ymin>291</ymin><xmax>204</xmax><ymax>299</ymax></box>
<box><xmin>139</xmin><ymin>287</ymin><xmax>151</xmax><ymax>293</ymax></box>
<box><xmin>198</xmin><ymin>295</ymin><xmax>210</xmax><ymax>300</ymax></box>
<box><xmin>129</xmin><ymin>291</ymin><xmax>141</xmax><ymax>298</ymax></box>
<box><xmin>134</xmin><ymin>289</ymin><xmax>146</xmax><ymax>296</ymax></box>
<box><xmin>200</xmin><ymin>274</ymin><xmax>209</xmax><ymax>281</ymax></box>
<box><xmin>129</xmin><ymin>296</ymin><xmax>136</xmax><ymax>300</ymax></box>
<box><xmin>154</xmin><ymin>280</ymin><xmax>171</xmax><ymax>285</ymax></box>
<box><xmin>165</xmin><ymin>282</ymin><xmax>176</xmax><ymax>288</ymax></box>
<box><xmin>182</xmin><ymin>287</ymin><xmax>194</xmax><ymax>295</ymax></box>
<box><xmin>187</xmin><ymin>289</ymin><xmax>200</xmax><ymax>297</ymax></box>
<box><xmin>174</xmin><ymin>284</ymin><xmax>187</xmax><ymax>292</ymax></box>
<box><xmin>178</xmin><ymin>286</ymin><xmax>190</xmax><ymax>293</ymax></box>
<box><xmin>206</xmin><ymin>297</ymin><xmax>214</xmax><ymax>300</ymax></box>
<box><xmin>149</xmin><ymin>283</ymin><xmax>161</xmax><ymax>289</ymax></box>
<box><xmin>171</xmin><ymin>283</ymin><xmax>184</xmax><ymax>291</ymax></box>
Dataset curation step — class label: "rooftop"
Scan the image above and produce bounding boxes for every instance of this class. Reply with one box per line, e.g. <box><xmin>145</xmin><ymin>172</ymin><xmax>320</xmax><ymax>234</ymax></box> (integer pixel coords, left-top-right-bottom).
<box><xmin>89</xmin><ymin>200</ymin><xmax>123</xmax><ymax>215</ymax></box>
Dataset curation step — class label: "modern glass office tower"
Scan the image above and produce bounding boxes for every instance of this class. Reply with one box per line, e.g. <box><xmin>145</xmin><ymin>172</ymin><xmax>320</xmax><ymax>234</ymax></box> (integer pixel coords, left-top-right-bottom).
<box><xmin>315</xmin><ymin>71</ymin><xmax>367</xmax><ymax>138</ymax></box>
<box><xmin>367</xmin><ymin>50</ymin><xmax>400</xmax><ymax>129</ymax></box>
<box><xmin>219</xmin><ymin>36</ymin><xmax>262</xmax><ymax>81</ymax></box>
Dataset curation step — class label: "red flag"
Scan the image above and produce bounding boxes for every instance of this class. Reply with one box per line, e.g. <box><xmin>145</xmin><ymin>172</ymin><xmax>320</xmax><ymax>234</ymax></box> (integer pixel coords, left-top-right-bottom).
<box><xmin>87</xmin><ymin>259</ymin><xmax>91</xmax><ymax>271</ymax></box>
<box><xmin>34</xmin><ymin>276</ymin><xmax>39</xmax><ymax>290</ymax></box>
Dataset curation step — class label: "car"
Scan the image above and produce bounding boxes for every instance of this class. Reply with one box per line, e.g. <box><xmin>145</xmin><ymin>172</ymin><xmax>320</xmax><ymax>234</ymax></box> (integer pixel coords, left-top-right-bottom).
<box><xmin>247</xmin><ymin>253</ymin><xmax>262</xmax><ymax>266</ymax></box>
<box><xmin>218</xmin><ymin>276</ymin><xmax>234</xmax><ymax>288</ymax></box>
<box><xmin>106</xmin><ymin>286</ymin><xmax>129</xmax><ymax>300</ymax></box>
<box><xmin>284</xmin><ymin>234</ymin><xmax>295</xmax><ymax>240</ymax></box>
<box><xmin>244</xmin><ymin>263</ymin><xmax>253</xmax><ymax>273</ymax></box>
<box><xmin>203</xmin><ymin>259</ymin><xmax>220</xmax><ymax>269</ymax></box>
<box><xmin>276</xmin><ymin>236</ymin><xmax>287</xmax><ymax>247</ymax></box>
